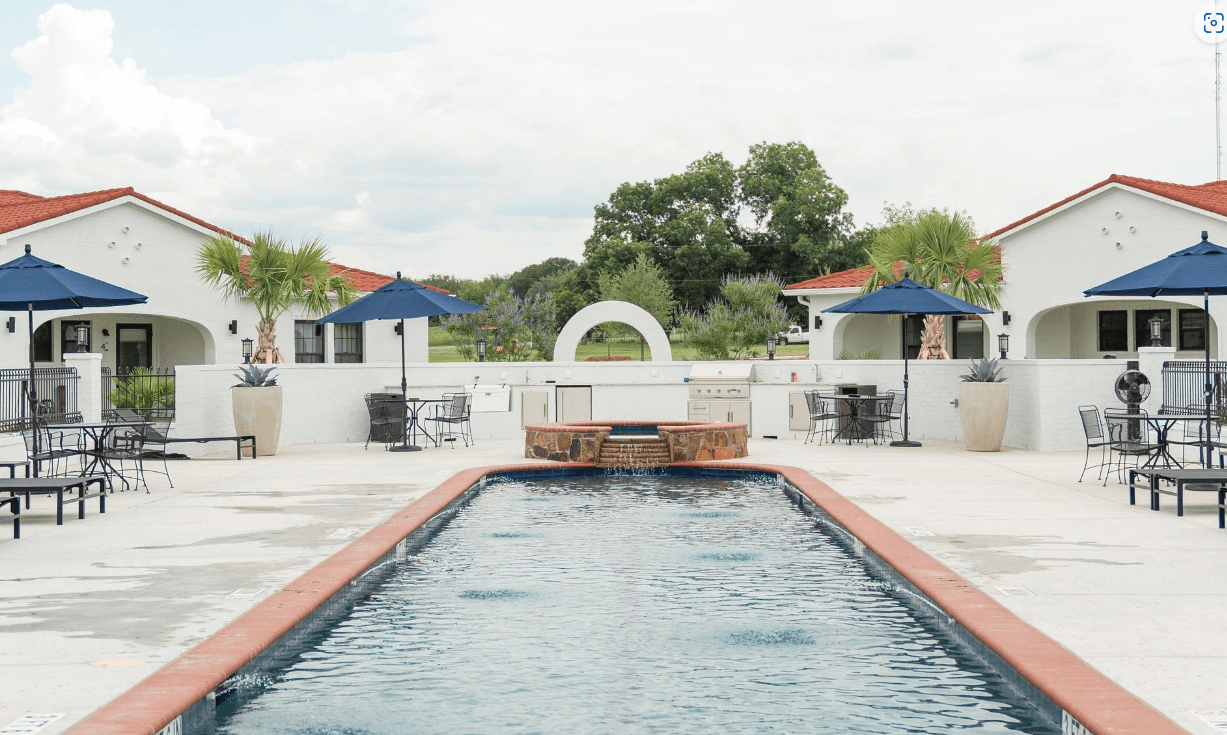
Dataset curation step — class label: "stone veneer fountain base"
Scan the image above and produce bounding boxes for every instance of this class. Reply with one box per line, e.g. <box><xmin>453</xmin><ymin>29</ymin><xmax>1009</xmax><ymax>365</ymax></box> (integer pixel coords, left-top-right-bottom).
<box><xmin>523</xmin><ymin>420</ymin><xmax>749</xmax><ymax>465</ymax></box>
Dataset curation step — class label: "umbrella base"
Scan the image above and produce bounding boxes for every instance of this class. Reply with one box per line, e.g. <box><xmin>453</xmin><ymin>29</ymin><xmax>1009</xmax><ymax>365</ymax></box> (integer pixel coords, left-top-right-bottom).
<box><xmin>890</xmin><ymin>439</ymin><xmax>922</xmax><ymax>447</ymax></box>
<box><xmin>389</xmin><ymin>444</ymin><xmax>423</xmax><ymax>453</ymax></box>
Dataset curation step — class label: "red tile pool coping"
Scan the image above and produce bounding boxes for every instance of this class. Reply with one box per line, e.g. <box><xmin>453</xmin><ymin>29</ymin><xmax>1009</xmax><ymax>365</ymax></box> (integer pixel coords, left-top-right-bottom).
<box><xmin>65</xmin><ymin>462</ymin><xmax>1188</xmax><ymax>735</ymax></box>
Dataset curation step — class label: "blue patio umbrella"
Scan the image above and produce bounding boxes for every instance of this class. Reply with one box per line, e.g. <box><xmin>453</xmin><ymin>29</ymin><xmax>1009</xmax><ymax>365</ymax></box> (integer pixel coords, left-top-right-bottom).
<box><xmin>319</xmin><ymin>273</ymin><xmax>484</xmax><ymax>451</ymax></box>
<box><xmin>0</xmin><ymin>244</ymin><xmax>148</xmax><ymax>475</ymax></box>
<box><xmin>1084</xmin><ymin>231</ymin><xmax>1227</xmax><ymax>467</ymax></box>
<box><xmin>825</xmin><ymin>278</ymin><xmax>992</xmax><ymax>447</ymax></box>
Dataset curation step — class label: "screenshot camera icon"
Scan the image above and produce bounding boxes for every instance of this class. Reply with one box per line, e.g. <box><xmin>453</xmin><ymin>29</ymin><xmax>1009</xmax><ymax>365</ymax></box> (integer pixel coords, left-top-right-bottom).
<box><xmin>1197</xmin><ymin>3</ymin><xmax>1227</xmax><ymax>43</ymax></box>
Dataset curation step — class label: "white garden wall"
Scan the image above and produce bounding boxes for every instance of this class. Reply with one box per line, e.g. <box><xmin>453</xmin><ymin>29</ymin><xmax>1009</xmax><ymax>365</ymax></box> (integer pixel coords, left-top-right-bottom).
<box><xmin>166</xmin><ymin>357</ymin><xmax>1128</xmax><ymax>456</ymax></box>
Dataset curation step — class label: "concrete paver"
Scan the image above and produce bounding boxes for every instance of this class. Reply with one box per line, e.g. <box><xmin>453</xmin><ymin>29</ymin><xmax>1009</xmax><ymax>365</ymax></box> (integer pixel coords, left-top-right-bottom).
<box><xmin>1</xmin><ymin>438</ymin><xmax>1225</xmax><ymax>734</ymax></box>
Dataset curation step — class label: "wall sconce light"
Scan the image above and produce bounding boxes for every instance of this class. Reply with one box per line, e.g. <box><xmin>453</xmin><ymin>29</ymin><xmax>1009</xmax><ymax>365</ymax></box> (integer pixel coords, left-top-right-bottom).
<box><xmin>766</xmin><ymin>336</ymin><xmax>777</xmax><ymax>360</ymax></box>
<box><xmin>229</xmin><ymin>320</ymin><xmax>238</xmax><ymax>335</ymax></box>
<box><xmin>1001</xmin><ymin>311</ymin><xmax>1011</xmax><ymax>326</ymax></box>
<box><xmin>476</xmin><ymin>338</ymin><xmax>487</xmax><ymax>362</ymax></box>
<box><xmin>997</xmin><ymin>333</ymin><xmax>1009</xmax><ymax>360</ymax></box>
<box><xmin>74</xmin><ymin>323</ymin><xmax>89</xmax><ymax>352</ymax></box>
<box><xmin>101</xmin><ymin>328</ymin><xmax>110</xmax><ymax>337</ymax></box>
<box><xmin>813</xmin><ymin>316</ymin><xmax>822</xmax><ymax>330</ymax></box>
<box><xmin>241</xmin><ymin>337</ymin><xmax>253</xmax><ymax>364</ymax></box>
<box><xmin>1148</xmin><ymin>313</ymin><xmax>1164</xmax><ymax>347</ymax></box>
<box><xmin>394</xmin><ymin>322</ymin><xmax>403</xmax><ymax>336</ymax></box>
<box><xmin>5</xmin><ymin>317</ymin><xmax>13</xmax><ymax>333</ymax></box>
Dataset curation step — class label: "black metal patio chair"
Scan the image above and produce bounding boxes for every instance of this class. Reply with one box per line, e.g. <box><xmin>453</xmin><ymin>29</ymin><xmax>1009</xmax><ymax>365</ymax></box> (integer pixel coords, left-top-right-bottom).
<box><xmin>1077</xmin><ymin>405</ymin><xmax>1110</xmax><ymax>482</ymax></box>
<box><xmin>1103</xmin><ymin>407</ymin><xmax>1162</xmax><ymax>485</ymax></box>
<box><xmin>364</xmin><ymin>393</ymin><xmax>406</xmax><ymax>450</ymax></box>
<box><xmin>426</xmin><ymin>392</ymin><xmax>473</xmax><ymax>447</ymax></box>
<box><xmin>21</xmin><ymin>423</ymin><xmax>84</xmax><ymax>477</ymax></box>
<box><xmin>803</xmin><ymin>391</ymin><xmax>840</xmax><ymax>445</ymax></box>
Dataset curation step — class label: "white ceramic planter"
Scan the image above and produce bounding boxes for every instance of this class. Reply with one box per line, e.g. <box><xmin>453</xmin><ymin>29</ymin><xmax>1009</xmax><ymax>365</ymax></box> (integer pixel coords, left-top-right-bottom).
<box><xmin>959</xmin><ymin>382</ymin><xmax>1010</xmax><ymax>452</ymax></box>
<box><xmin>232</xmin><ymin>386</ymin><xmax>283</xmax><ymax>457</ymax></box>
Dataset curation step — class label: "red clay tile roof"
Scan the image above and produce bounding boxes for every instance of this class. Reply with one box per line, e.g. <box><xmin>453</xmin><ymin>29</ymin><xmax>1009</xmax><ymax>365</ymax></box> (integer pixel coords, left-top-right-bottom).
<box><xmin>982</xmin><ymin>173</ymin><xmax>1227</xmax><ymax>240</ymax></box>
<box><xmin>0</xmin><ymin>187</ymin><xmax>441</xmax><ymax>295</ymax></box>
<box><xmin>786</xmin><ymin>265</ymin><xmax>876</xmax><ymax>290</ymax></box>
<box><xmin>0</xmin><ymin>187</ymin><xmax>247</xmax><ymax>242</ymax></box>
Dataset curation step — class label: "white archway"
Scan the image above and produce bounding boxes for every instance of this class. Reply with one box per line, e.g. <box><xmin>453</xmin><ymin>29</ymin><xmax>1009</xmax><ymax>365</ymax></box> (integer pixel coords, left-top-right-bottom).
<box><xmin>554</xmin><ymin>301</ymin><xmax>673</xmax><ymax>362</ymax></box>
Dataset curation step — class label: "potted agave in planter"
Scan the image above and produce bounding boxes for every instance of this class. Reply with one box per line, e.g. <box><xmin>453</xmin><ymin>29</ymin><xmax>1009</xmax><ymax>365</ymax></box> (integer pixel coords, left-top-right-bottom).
<box><xmin>959</xmin><ymin>358</ymin><xmax>1009</xmax><ymax>452</ymax></box>
<box><xmin>232</xmin><ymin>364</ymin><xmax>282</xmax><ymax>456</ymax></box>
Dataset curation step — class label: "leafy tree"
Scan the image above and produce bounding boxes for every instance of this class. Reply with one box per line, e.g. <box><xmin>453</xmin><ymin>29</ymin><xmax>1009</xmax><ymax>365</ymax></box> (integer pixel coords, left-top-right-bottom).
<box><xmin>861</xmin><ymin>210</ymin><xmax>1001</xmax><ymax>359</ymax></box>
<box><xmin>507</xmin><ymin>257</ymin><xmax>578</xmax><ymax>298</ymax></box>
<box><xmin>597</xmin><ymin>253</ymin><xmax>676</xmax><ymax>360</ymax></box>
<box><xmin>197</xmin><ymin>232</ymin><xmax>358</xmax><ymax>363</ymax></box>
<box><xmin>414</xmin><ymin>273</ymin><xmax>469</xmax><ymax>294</ymax></box>
<box><xmin>678</xmin><ymin>273</ymin><xmax>792</xmax><ymax>360</ymax></box>
<box><xmin>442</xmin><ymin>288</ymin><xmax>557</xmax><ymax>362</ymax></box>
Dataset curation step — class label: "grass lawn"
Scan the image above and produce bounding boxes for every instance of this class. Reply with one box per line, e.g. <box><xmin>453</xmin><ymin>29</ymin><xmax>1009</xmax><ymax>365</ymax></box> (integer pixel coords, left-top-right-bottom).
<box><xmin>427</xmin><ymin>327</ymin><xmax>809</xmax><ymax>362</ymax></box>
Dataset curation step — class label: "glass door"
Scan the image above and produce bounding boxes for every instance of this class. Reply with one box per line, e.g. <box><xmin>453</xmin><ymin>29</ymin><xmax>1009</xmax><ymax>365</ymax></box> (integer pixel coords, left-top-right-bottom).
<box><xmin>116</xmin><ymin>324</ymin><xmax>153</xmax><ymax>375</ymax></box>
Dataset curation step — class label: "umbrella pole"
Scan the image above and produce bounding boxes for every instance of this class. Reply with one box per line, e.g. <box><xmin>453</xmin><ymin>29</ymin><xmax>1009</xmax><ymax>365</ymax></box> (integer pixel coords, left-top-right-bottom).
<box><xmin>1207</xmin><ymin>289</ymin><xmax>1215</xmax><ymax>468</ymax></box>
<box><xmin>28</xmin><ymin>303</ymin><xmax>39</xmax><ymax>477</ymax></box>
<box><xmin>389</xmin><ymin>317</ymin><xmax>421</xmax><ymax>452</ymax></box>
<box><xmin>892</xmin><ymin>314</ymin><xmax>921</xmax><ymax>447</ymax></box>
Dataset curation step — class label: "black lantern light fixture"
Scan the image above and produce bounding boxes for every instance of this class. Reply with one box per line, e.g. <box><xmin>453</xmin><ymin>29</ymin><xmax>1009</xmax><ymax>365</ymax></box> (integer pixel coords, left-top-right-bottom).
<box><xmin>997</xmin><ymin>333</ymin><xmax>1009</xmax><ymax>360</ymax></box>
<box><xmin>1148</xmin><ymin>313</ymin><xmax>1165</xmax><ymax>347</ymax></box>
<box><xmin>476</xmin><ymin>337</ymin><xmax>487</xmax><ymax>362</ymax></box>
<box><xmin>766</xmin><ymin>336</ymin><xmax>777</xmax><ymax>360</ymax></box>
<box><xmin>74</xmin><ymin>323</ymin><xmax>89</xmax><ymax>352</ymax></box>
<box><xmin>241</xmin><ymin>337</ymin><xmax>253</xmax><ymax>363</ymax></box>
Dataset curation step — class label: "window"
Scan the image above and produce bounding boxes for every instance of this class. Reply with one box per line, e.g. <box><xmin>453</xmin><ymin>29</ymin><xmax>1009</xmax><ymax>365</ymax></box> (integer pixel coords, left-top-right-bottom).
<box><xmin>1179</xmin><ymin>309</ymin><xmax>1208</xmax><ymax>351</ymax></box>
<box><xmin>1098</xmin><ymin>310</ymin><xmax>1128</xmax><ymax>352</ymax></box>
<box><xmin>33</xmin><ymin>322</ymin><xmax>52</xmax><ymax>362</ymax></box>
<box><xmin>334</xmin><ymin>323</ymin><xmax>363</xmax><ymax>363</ymax></box>
<box><xmin>294</xmin><ymin>321</ymin><xmax>324</xmax><ymax>363</ymax></box>
<box><xmin>1134</xmin><ymin>309</ymin><xmax>1171</xmax><ymax>349</ymax></box>
<box><xmin>952</xmin><ymin>316</ymin><xmax>985</xmax><ymax>359</ymax></box>
<box><xmin>904</xmin><ymin>315</ymin><xmax>924</xmax><ymax>359</ymax></box>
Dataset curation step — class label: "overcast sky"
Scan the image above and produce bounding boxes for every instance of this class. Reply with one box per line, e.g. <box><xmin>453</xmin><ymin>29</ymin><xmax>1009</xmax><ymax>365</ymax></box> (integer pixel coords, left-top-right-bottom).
<box><xmin>0</xmin><ymin>1</ymin><xmax>1220</xmax><ymax>280</ymax></box>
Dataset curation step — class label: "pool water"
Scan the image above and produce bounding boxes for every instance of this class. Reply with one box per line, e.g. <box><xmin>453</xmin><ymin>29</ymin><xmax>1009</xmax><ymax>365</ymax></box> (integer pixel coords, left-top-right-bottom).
<box><xmin>210</xmin><ymin>475</ymin><xmax>1059</xmax><ymax>734</ymax></box>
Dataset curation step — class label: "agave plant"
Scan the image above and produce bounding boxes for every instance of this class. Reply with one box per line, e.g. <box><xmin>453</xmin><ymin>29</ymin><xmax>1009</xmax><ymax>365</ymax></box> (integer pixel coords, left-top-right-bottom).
<box><xmin>233</xmin><ymin>364</ymin><xmax>279</xmax><ymax>388</ymax></box>
<box><xmin>960</xmin><ymin>357</ymin><xmax>1005</xmax><ymax>382</ymax></box>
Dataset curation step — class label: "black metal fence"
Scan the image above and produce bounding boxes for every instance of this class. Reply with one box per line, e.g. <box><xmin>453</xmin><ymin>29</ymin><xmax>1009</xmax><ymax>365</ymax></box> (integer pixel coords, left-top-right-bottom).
<box><xmin>0</xmin><ymin>367</ymin><xmax>81</xmax><ymax>432</ymax></box>
<box><xmin>1161</xmin><ymin>360</ymin><xmax>1227</xmax><ymax>417</ymax></box>
<box><xmin>102</xmin><ymin>367</ymin><xmax>175</xmax><ymax>419</ymax></box>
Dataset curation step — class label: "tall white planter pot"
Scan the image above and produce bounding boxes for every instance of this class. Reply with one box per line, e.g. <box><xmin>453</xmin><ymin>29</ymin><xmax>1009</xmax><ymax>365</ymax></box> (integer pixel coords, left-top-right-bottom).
<box><xmin>232</xmin><ymin>386</ymin><xmax>283</xmax><ymax>456</ymax></box>
<box><xmin>959</xmin><ymin>382</ymin><xmax>1009</xmax><ymax>452</ymax></box>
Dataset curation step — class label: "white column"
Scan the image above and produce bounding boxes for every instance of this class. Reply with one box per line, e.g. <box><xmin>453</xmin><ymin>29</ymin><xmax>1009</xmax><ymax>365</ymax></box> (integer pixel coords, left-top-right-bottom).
<box><xmin>63</xmin><ymin>352</ymin><xmax>103</xmax><ymax>423</ymax></box>
<box><xmin>1136</xmin><ymin>346</ymin><xmax>1175</xmax><ymax>413</ymax></box>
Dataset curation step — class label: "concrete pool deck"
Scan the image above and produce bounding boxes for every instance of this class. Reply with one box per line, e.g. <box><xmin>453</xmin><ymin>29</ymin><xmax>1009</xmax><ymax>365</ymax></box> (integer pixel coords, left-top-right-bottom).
<box><xmin>2</xmin><ymin>439</ymin><xmax>1225</xmax><ymax>734</ymax></box>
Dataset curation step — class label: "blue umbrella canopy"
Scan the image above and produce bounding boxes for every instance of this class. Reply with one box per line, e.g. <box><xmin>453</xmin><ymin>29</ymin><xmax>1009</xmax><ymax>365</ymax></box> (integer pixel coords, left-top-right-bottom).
<box><xmin>1085</xmin><ymin>231</ymin><xmax>1226</xmax><ymax>467</ymax></box>
<box><xmin>0</xmin><ymin>245</ymin><xmax>147</xmax><ymax>310</ymax></box>
<box><xmin>824</xmin><ymin>278</ymin><xmax>992</xmax><ymax>316</ymax></box>
<box><xmin>317</xmin><ymin>275</ymin><xmax>483</xmax><ymax>323</ymax></box>
<box><xmin>0</xmin><ymin>244</ymin><xmax>148</xmax><ymax>476</ymax></box>
<box><xmin>823</xmin><ymin>278</ymin><xmax>992</xmax><ymax>448</ymax></box>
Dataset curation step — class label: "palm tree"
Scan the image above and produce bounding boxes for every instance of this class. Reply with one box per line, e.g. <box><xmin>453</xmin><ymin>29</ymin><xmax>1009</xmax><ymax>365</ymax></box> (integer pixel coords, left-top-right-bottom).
<box><xmin>861</xmin><ymin>211</ymin><xmax>1002</xmax><ymax>359</ymax></box>
<box><xmin>197</xmin><ymin>231</ymin><xmax>358</xmax><ymax>363</ymax></box>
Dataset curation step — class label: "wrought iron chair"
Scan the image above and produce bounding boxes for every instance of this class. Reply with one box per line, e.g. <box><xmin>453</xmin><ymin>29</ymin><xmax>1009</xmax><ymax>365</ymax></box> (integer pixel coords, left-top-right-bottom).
<box><xmin>21</xmin><ymin>423</ymin><xmax>84</xmax><ymax>477</ymax></box>
<box><xmin>110</xmin><ymin>409</ymin><xmax>174</xmax><ymax>490</ymax></box>
<box><xmin>885</xmin><ymin>389</ymin><xmax>905</xmax><ymax>441</ymax></box>
<box><xmin>1103</xmin><ymin>407</ymin><xmax>1161</xmax><ymax>485</ymax></box>
<box><xmin>803</xmin><ymin>391</ymin><xmax>840</xmax><ymax>445</ymax></box>
<box><xmin>863</xmin><ymin>393</ymin><xmax>895</xmax><ymax>444</ymax></box>
<box><xmin>1077</xmin><ymin>405</ymin><xmax>1110</xmax><ymax>482</ymax></box>
<box><xmin>364</xmin><ymin>393</ymin><xmax>406</xmax><ymax>450</ymax></box>
<box><xmin>89</xmin><ymin>415</ymin><xmax>148</xmax><ymax>492</ymax></box>
<box><xmin>427</xmin><ymin>392</ymin><xmax>473</xmax><ymax>447</ymax></box>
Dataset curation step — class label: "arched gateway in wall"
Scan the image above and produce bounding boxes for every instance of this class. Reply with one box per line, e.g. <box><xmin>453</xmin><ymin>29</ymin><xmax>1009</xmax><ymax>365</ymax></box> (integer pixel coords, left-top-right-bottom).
<box><xmin>553</xmin><ymin>301</ymin><xmax>673</xmax><ymax>362</ymax></box>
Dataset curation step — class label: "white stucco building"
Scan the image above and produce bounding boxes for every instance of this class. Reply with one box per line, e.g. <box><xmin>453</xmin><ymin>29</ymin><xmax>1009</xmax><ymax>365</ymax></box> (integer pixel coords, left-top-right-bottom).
<box><xmin>0</xmin><ymin>187</ymin><xmax>429</xmax><ymax>373</ymax></box>
<box><xmin>785</xmin><ymin>174</ymin><xmax>1227</xmax><ymax>363</ymax></box>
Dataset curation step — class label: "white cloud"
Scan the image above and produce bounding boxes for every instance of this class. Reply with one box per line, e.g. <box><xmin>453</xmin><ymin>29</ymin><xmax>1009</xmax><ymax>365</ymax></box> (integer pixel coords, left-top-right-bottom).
<box><xmin>0</xmin><ymin>1</ymin><xmax>1221</xmax><ymax>278</ymax></box>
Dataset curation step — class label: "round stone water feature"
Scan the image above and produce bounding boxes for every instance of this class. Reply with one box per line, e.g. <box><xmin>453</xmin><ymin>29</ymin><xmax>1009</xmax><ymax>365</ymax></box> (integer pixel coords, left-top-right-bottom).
<box><xmin>523</xmin><ymin>420</ymin><xmax>748</xmax><ymax>466</ymax></box>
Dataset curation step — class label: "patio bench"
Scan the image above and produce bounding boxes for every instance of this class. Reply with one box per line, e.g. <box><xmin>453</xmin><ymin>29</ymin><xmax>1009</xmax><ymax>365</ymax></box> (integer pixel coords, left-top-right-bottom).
<box><xmin>1</xmin><ymin>475</ymin><xmax>107</xmax><ymax>525</ymax></box>
<box><xmin>156</xmin><ymin>435</ymin><xmax>257</xmax><ymax>460</ymax></box>
<box><xmin>1128</xmin><ymin>468</ymin><xmax>1227</xmax><ymax>523</ymax></box>
<box><xmin>1</xmin><ymin>461</ymin><xmax>30</xmax><ymax>478</ymax></box>
<box><xmin>1</xmin><ymin>495</ymin><xmax>18</xmax><ymax>538</ymax></box>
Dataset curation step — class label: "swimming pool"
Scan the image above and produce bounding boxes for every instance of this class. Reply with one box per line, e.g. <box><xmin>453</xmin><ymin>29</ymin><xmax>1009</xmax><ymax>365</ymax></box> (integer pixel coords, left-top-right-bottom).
<box><xmin>204</xmin><ymin>472</ymin><xmax>1058</xmax><ymax>734</ymax></box>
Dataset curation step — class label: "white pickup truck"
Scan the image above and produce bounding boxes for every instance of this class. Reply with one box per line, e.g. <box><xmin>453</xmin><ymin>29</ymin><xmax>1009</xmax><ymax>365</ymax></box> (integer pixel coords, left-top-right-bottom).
<box><xmin>777</xmin><ymin>326</ymin><xmax>809</xmax><ymax>344</ymax></box>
